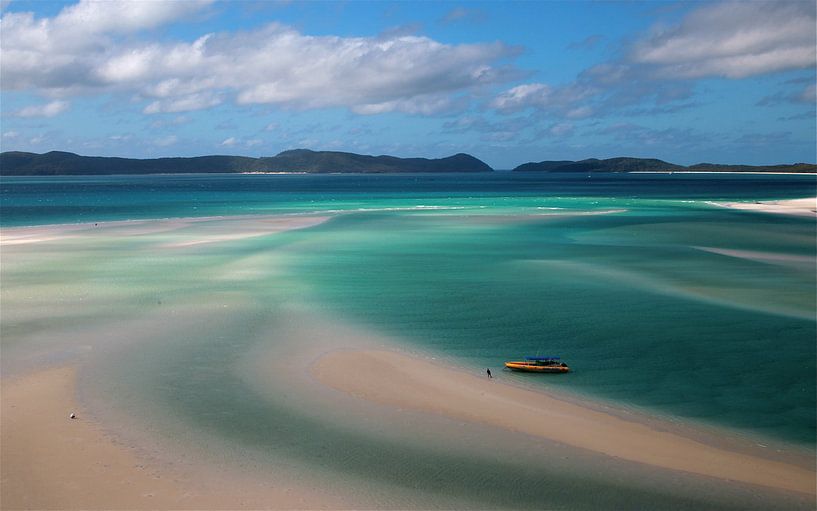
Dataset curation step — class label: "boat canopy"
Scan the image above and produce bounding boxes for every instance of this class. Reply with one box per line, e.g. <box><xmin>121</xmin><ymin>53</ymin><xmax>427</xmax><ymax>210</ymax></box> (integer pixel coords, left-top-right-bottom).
<box><xmin>525</xmin><ymin>356</ymin><xmax>560</xmax><ymax>361</ymax></box>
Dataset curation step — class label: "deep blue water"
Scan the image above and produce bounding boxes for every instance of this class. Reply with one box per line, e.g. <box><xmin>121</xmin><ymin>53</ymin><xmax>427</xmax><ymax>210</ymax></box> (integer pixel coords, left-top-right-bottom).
<box><xmin>2</xmin><ymin>172</ymin><xmax>814</xmax><ymax>226</ymax></box>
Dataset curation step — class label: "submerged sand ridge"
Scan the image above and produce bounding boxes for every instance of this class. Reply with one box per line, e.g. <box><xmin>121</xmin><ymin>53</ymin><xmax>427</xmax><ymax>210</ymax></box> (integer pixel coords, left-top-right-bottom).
<box><xmin>311</xmin><ymin>349</ymin><xmax>816</xmax><ymax>496</ymax></box>
<box><xmin>1</xmin><ymin>366</ymin><xmax>342</xmax><ymax>510</ymax></box>
<box><xmin>2</xmin><ymin>211</ymin><xmax>815</xmax><ymax>510</ymax></box>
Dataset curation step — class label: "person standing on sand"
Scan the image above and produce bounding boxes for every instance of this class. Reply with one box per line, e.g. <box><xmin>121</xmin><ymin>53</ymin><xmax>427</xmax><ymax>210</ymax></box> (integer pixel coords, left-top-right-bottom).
<box><xmin>486</xmin><ymin>368</ymin><xmax>492</xmax><ymax>378</ymax></box>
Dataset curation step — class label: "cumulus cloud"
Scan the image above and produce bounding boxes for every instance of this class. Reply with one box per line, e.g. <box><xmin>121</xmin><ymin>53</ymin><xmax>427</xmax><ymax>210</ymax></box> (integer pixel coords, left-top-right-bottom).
<box><xmin>1</xmin><ymin>3</ymin><xmax>517</xmax><ymax>116</ymax></box>
<box><xmin>57</xmin><ymin>0</ymin><xmax>213</xmax><ymax>35</ymax></box>
<box><xmin>14</xmin><ymin>100</ymin><xmax>70</xmax><ymax>117</ymax></box>
<box><xmin>222</xmin><ymin>26</ymin><xmax>512</xmax><ymax>113</ymax></box>
<box><xmin>144</xmin><ymin>92</ymin><xmax>222</xmax><ymax>114</ymax></box>
<box><xmin>490</xmin><ymin>82</ymin><xmax>596</xmax><ymax>116</ymax></box>
<box><xmin>0</xmin><ymin>1</ymin><xmax>213</xmax><ymax>91</ymax></box>
<box><xmin>490</xmin><ymin>1</ymin><xmax>816</xmax><ymax>118</ymax></box>
<box><xmin>490</xmin><ymin>83</ymin><xmax>551</xmax><ymax>112</ymax></box>
<box><xmin>630</xmin><ymin>1</ymin><xmax>816</xmax><ymax>79</ymax></box>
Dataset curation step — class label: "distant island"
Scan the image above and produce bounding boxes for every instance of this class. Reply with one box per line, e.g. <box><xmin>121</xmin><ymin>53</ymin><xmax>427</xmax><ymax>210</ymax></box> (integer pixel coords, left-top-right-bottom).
<box><xmin>1</xmin><ymin>150</ymin><xmax>814</xmax><ymax>175</ymax></box>
<box><xmin>0</xmin><ymin>150</ymin><xmax>491</xmax><ymax>175</ymax></box>
<box><xmin>512</xmin><ymin>157</ymin><xmax>816</xmax><ymax>174</ymax></box>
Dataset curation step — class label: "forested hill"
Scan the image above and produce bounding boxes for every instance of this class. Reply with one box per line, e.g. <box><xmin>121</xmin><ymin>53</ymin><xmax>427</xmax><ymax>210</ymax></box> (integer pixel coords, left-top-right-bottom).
<box><xmin>513</xmin><ymin>157</ymin><xmax>816</xmax><ymax>173</ymax></box>
<box><xmin>0</xmin><ymin>149</ymin><xmax>493</xmax><ymax>175</ymax></box>
<box><xmin>2</xmin><ymin>151</ymin><xmax>813</xmax><ymax>175</ymax></box>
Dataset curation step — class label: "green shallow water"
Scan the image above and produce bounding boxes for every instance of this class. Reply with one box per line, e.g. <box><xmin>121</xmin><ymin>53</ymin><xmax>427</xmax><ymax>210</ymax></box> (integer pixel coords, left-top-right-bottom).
<box><xmin>290</xmin><ymin>204</ymin><xmax>816</xmax><ymax>446</ymax></box>
<box><xmin>1</xmin><ymin>173</ymin><xmax>815</xmax><ymax>508</ymax></box>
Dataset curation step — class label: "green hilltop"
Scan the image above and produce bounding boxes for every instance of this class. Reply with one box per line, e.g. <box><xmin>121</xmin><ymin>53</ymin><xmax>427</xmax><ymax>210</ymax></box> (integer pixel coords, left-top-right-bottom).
<box><xmin>513</xmin><ymin>157</ymin><xmax>816</xmax><ymax>173</ymax></box>
<box><xmin>0</xmin><ymin>150</ymin><xmax>492</xmax><ymax>175</ymax></box>
<box><xmin>1</xmin><ymin>150</ymin><xmax>814</xmax><ymax>175</ymax></box>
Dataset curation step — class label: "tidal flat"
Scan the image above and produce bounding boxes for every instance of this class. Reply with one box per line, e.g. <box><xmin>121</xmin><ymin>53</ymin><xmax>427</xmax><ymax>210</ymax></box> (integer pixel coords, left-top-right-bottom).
<box><xmin>1</xmin><ymin>174</ymin><xmax>815</xmax><ymax>509</ymax></box>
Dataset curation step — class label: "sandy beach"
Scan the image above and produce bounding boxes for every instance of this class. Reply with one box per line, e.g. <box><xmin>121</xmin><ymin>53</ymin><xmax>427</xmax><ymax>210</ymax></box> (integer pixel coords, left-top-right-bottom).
<box><xmin>0</xmin><ymin>366</ymin><xmax>337</xmax><ymax>510</ymax></box>
<box><xmin>714</xmin><ymin>197</ymin><xmax>817</xmax><ymax>217</ymax></box>
<box><xmin>312</xmin><ymin>349</ymin><xmax>816</xmax><ymax>496</ymax></box>
<box><xmin>3</xmin><ymin>345</ymin><xmax>814</xmax><ymax>510</ymax></box>
<box><xmin>1</xmin><ymin>216</ymin><xmax>341</xmax><ymax>510</ymax></box>
<box><xmin>2</xmin><ymin>210</ymin><xmax>815</xmax><ymax>510</ymax></box>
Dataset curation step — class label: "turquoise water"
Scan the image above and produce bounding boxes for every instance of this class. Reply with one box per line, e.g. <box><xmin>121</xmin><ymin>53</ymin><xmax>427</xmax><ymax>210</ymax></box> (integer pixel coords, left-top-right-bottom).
<box><xmin>2</xmin><ymin>173</ymin><xmax>815</xmax><ymax>445</ymax></box>
<box><xmin>1</xmin><ymin>173</ymin><xmax>815</xmax><ymax>508</ymax></box>
<box><xmin>2</xmin><ymin>172</ymin><xmax>814</xmax><ymax>226</ymax></box>
<box><xmin>293</xmin><ymin>207</ymin><xmax>816</xmax><ymax>444</ymax></box>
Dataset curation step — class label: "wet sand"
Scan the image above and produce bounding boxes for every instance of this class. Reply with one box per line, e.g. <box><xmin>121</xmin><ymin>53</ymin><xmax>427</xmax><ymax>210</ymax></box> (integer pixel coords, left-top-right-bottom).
<box><xmin>714</xmin><ymin>197</ymin><xmax>816</xmax><ymax>217</ymax></box>
<box><xmin>1</xmin><ymin>215</ymin><xmax>340</xmax><ymax>510</ymax></box>
<box><xmin>0</xmin><ymin>366</ymin><xmax>336</xmax><ymax>510</ymax></box>
<box><xmin>0</xmin><ymin>214</ymin><xmax>329</xmax><ymax>246</ymax></box>
<box><xmin>312</xmin><ymin>349</ymin><xmax>816</xmax><ymax>496</ymax></box>
<box><xmin>2</xmin><ymin>212</ymin><xmax>815</xmax><ymax>509</ymax></box>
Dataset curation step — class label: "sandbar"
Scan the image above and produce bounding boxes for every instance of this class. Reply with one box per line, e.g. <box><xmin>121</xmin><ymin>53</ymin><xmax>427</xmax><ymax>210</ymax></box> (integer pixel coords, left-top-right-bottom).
<box><xmin>0</xmin><ymin>214</ymin><xmax>329</xmax><ymax>247</ymax></box>
<box><xmin>713</xmin><ymin>197</ymin><xmax>816</xmax><ymax>217</ymax></box>
<box><xmin>311</xmin><ymin>348</ymin><xmax>816</xmax><ymax>496</ymax></box>
<box><xmin>0</xmin><ymin>366</ymin><xmax>335</xmax><ymax>510</ymax></box>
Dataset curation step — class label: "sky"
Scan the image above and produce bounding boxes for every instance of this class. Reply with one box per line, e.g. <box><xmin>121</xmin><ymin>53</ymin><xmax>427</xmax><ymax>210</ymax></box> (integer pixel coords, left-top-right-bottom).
<box><xmin>0</xmin><ymin>0</ymin><xmax>815</xmax><ymax>169</ymax></box>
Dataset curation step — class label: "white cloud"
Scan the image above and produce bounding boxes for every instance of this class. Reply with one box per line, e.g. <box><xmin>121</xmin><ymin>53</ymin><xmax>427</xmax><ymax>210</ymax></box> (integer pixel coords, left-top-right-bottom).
<box><xmin>490</xmin><ymin>82</ymin><xmax>596</xmax><ymax>116</ymax></box>
<box><xmin>14</xmin><ymin>100</ymin><xmax>69</xmax><ymax>117</ymax></box>
<box><xmin>352</xmin><ymin>94</ymin><xmax>465</xmax><ymax>116</ymax></box>
<box><xmin>490</xmin><ymin>83</ymin><xmax>551</xmax><ymax>112</ymax></box>
<box><xmin>489</xmin><ymin>1</ymin><xmax>816</xmax><ymax>119</ymax></box>
<box><xmin>1</xmin><ymin>5</ymin><xmax>516</xmax><ymax>116</ymax></box>
<box><xmin>144</xmin><ymin>92</ymin><xmax>222</xmax><ymax>114</ymax></box>
<box><xmin>57</xmin><ymin>0</ymin><xmax>213</xmax><ymax>35</ymax></box>
<box><xmin>220</xmin><ymin>136</ymin><xmax>266</xmax><ymax>149</ymax></box>
<box><xmin>631</xmin><ymin>1</ymin><xmax>816</xmax><ymax>79</ymax></box>
<box><xmin>224</xmin><ymin>27</ymin><xmax>511</xmax><ymax>113</ymax></box>
<box><xmin>0</xmin><ymin>1</ymin><xmax>213</xmax><ymax>92</ymax></box>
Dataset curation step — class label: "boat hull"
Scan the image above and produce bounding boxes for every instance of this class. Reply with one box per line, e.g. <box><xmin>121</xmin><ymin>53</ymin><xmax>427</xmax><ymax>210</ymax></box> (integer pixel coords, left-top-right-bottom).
<box><xmin>504</xmin><ymin>361</ymin><xmax>569</xmax><ymax>373</ymax></box>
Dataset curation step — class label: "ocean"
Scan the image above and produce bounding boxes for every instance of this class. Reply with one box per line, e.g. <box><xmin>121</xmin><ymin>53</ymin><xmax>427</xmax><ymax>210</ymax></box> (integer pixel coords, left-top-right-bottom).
<box><xmin>1</xmin><ymin>172</ymin><xmax>814</xmax><ymax>508</ymax></box>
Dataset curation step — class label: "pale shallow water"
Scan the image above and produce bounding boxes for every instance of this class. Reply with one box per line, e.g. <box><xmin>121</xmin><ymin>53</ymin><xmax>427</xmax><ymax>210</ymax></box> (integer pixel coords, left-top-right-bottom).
<box><xmin>1</xmin><ymin>173</ymin><xmax>815</xmax><ymax>508</ymax></box>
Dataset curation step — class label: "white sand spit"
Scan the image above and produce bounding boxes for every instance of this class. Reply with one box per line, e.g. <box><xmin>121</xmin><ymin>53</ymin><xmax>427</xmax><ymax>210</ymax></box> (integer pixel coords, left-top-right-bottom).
<box><xmin>312</xmin><ymin>349</ymin><xmax>815</xmax><ymax>495</ymax></box>
<box><xmin>713</xmin><ymin>197</ymin><xmax>816</xmax><ymax>217</ymax></box>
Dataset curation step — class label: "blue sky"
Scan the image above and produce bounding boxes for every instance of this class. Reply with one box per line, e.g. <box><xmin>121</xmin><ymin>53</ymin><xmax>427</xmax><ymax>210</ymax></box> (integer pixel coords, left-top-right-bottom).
<box><xmin>1</xmin><ymin>0</ymin><xmax>814</xmax><ymax>168</ymax></box>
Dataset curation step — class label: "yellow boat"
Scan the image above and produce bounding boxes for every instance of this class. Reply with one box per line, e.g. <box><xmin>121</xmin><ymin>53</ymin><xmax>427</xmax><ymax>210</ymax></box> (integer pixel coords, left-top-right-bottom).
<box><xmin>504</xmin><ymin>356</ymin><xmax>569</xmax><ymax>373</ymax></box>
